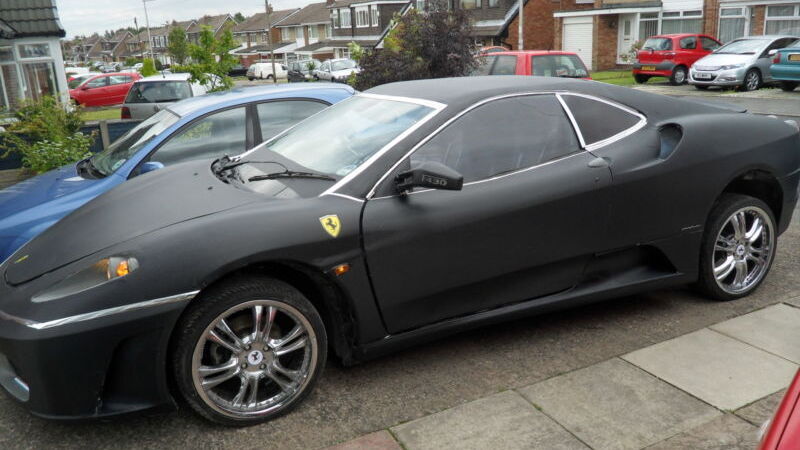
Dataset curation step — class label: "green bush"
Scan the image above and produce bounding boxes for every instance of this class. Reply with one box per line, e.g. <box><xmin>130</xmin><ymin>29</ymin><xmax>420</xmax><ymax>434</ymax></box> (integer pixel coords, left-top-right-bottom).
<box><xmin>141</xmin><ymin>58</ymin><xmax>158</xmax><ymax>77</ymax></box>
<box><xmin>1</xmin><ymin>96</ymin><xmax>95</xmax><ymax>174</ymax></box>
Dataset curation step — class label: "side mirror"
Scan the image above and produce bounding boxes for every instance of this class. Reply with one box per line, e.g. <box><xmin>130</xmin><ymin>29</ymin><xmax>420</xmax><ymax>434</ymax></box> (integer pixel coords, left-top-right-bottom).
<box><xmin>768</xmin><ymin>49</ymin><xmax>778</xmax><ymax>56</ymax></box>
<box><xmin>140</xmin><ymin>161</ymin><xmax>164</xmax><ymax>174</ymax></box>
<box><xmin>396</xmin><ymin>161</ymin><xmax>463</xmax><ymax>193</ymax></box>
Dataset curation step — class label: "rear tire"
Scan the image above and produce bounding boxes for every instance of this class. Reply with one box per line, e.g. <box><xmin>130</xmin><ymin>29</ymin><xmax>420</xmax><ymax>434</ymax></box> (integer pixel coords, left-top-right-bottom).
<box><xmin>669</xmin><ymin>66</ymin><xmax>688</xmax><ymax>85</ymax></box>
<box><xmin>780</xmin><ymin>81</ymin><xmax>798</xmax><ymax>92</ymax></box>
<box><xmin>696</xmin><ymin>194</ymin><xmax>777</xmax><ymax>301</ymax></box>
<box><xmin>634</xmin><ymin>74</ymin><xmax>650</xmax><ymax>84</ymax></box>
<box><xmin>172</xmin><ymin>276</ymin><xmax>327</xmax><ymax>426</ymax></box>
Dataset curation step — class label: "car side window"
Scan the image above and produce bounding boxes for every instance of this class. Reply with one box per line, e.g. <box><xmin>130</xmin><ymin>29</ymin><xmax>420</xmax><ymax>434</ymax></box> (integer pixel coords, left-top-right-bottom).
<box><xmin>560</xmin><ymin>95</ymin><xmax>641</xmax><ymax>146</ymax></box>
<box><xmin>85</xmin><ymin>77</ymin><xmax>108</xmax><ymax>88</ymax></box>
<box><xmin>256</xmin><ymin>100</ymin><xmax>327</xmax><ymax>141</ymax></box>
<box><xmin>490</xmin><ymin>55</ymin><xmax>517</xmax><ymax>75</ymax></box>
<box><xmin>109</xmin><ymin>75</ymin><xmax>132</xmax><ymax>85</ymax></box>
<box><xmin>409</xmin><ymin>95</ymin><xmax>580</xmax><ymax>183</ymax></box>
<box><xmin>680</xmin><ymin>36</ymin><xmax>697</xmax><ymax>50</ymax></box>
<box><xmin>150</xmin><ymin>107</ymin><xmax>247</xmax><ymax>166</ymax></box>
<box><xmin>701</xmin><ymin>37</ymin><xmax>720</xmax><ymax>51</ymax></box>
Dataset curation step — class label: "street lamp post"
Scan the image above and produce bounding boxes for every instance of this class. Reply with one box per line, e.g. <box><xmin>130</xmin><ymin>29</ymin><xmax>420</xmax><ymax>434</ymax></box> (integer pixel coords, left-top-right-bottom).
<box><xmin>142</xmin><ymin>0</ymin><xmax>156</xmax><ymax>62</ymax></box>
<box><xmin>265</xmin><ymin>0</ymin><xmax>277</xmax><ymax>83</ymax></box>
<box><xmin>517</xmin><ymin>0</ymin><xmax>524</xmax><ymax>50</ymax></box>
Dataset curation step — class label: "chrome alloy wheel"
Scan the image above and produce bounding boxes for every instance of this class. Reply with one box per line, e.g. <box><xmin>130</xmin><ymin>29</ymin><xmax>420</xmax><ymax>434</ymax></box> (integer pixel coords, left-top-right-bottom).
<box><xmin>712</xmin><ymin>206</ymin><xmax>774</xmax><ymax>295</ymax></box>
<box><xmin>191</xmin><ymin>300</ymin><xmax>318</xmax><ymax>419</ymax></box>
<box><xmin>745</xmin><ymin>71</ymin><xmax>760</xmax><ymax>91</ymax></box>
<box><xmin>674</xmin><ymin>67</ymin><xmax>686</xmax><ymax>84</ymax></box>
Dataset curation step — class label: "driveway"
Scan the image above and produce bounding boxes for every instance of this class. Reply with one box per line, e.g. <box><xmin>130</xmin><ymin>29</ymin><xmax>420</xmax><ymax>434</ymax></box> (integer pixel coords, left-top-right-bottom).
<box><xmin>0</xmin><ymin>93</ymin><xmax>798</xmax><ymax>450</ymax></box>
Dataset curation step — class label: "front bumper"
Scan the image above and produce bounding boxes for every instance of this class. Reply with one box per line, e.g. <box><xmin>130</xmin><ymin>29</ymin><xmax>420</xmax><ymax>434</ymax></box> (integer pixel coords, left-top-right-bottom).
<box><xmin>689</xmin><ymin>67</ymin><xmax>746</xmax><ymax>86</ymax></box>
<box><xmin>0</xmin><ymin>287</ymin><xmax>194</xmax><ymax>419</ymax></box>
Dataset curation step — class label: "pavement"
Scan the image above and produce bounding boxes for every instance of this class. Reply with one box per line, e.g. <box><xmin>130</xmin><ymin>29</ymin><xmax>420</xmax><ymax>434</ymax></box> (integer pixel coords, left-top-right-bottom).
<box><xmin>0</xmin><ymin>87</ymin><xmax>799</xmax><ymax>450</ymax></box>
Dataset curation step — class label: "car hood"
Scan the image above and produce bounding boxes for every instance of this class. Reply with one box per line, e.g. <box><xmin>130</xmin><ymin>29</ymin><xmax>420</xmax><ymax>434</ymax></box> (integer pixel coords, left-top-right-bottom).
<box><xmin>694</xmin><ymin>53</ymin><xmax>754</xmax><ymax>67</ymax></box>
<box><xmin>0</xmin><ymin>163</ymin><xmax>100</xmax><ymax>219</ymax></box>
<box><xmin>4</xmin><ymin>159</ymin><xmax>260</xmax><ymax>285</ymax></box>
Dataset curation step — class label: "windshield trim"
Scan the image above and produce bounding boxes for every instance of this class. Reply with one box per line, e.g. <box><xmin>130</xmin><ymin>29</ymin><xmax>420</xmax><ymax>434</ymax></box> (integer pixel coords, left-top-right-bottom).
<box><xmin>316</xmin><ymin>92</ymin><xmax>447</xmax><ymax>197</ymax></box>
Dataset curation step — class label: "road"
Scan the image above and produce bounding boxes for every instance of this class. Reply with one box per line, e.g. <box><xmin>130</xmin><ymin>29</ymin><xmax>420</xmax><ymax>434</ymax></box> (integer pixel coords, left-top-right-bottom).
<box><xmin>1</xmin><ymin>92</ymin><xmax>799</xmax><ymax>450</ymax></box>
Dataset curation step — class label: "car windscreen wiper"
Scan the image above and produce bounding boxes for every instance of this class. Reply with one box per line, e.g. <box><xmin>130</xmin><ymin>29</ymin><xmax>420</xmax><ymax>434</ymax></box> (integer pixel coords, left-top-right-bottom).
<box><xmin>248</xmin><ymin>170</ymin><xmax>336</xmax><ymax>182</ymax></box>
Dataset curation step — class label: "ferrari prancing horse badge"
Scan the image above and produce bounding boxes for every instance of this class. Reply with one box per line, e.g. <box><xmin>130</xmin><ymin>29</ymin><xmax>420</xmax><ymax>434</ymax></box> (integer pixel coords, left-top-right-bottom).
<box><xmin>319</xmin><ymin>215</ymin><xmax>341</xmax><ymax>238</ymax></box>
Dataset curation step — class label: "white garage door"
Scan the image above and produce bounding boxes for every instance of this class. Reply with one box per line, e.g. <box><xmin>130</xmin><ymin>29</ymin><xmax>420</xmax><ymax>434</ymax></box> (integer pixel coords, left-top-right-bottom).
<box><xmin>563</xmin><ymin>16</ymin><xmax>594</xmax><ymax>71</ymax></box>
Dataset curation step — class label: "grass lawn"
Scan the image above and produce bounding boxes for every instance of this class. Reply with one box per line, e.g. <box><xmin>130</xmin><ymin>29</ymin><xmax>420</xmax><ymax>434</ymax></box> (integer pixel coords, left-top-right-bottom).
<box><xmin>591</xmin><ymin>71</ymin><xmax>637</xmax><ymax>86</ymax></box>
<box><xmin>81</xmin><ymin>107</ymin><xmax>121</xmax><ymax>122</ymax></box>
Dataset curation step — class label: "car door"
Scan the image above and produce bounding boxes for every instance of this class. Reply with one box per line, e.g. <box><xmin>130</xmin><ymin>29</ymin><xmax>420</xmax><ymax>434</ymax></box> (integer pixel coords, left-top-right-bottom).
<box><xmin>361</xmin><ymin>94</ymin><xmax>613</xmax><ymax>333</ymax></box>
<box><xmin>138</xmin><ymin>105</ymin><xmax>253</xmax><ymax>170</ymax></box>
<box><xmin>83</xmin><ymin>75</ymin><xmax>111</xmax><ymax>106</ymax></box>
<box><xmin>318</xmin><ymin>61</ymin><xmax>331</xmax><ymax>80</ymax></box>
<box><xmin>253</xmin><ymin>99</ymin><xmax>328</xmax><ymax>143</ymax></box>
<box><xmin>678</xmin><ymin>36</ymin><xmax>699</xmax><ymax>68</ymax></box>
<box><xmin>108</xmin><ymin>75</ymin><xmax>133</xmax><ymax>105</ymax></box>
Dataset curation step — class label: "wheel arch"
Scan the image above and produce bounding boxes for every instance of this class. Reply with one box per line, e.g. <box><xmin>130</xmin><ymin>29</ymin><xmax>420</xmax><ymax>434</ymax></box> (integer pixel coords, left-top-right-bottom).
<box><xmin>718</xmin><ymin>168</ymin><xmax>783</xmax><ymax>223</ymax></box>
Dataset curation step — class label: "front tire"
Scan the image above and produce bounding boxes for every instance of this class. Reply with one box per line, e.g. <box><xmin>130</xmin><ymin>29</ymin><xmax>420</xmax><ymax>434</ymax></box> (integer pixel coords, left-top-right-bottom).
<box><xmin>740</xmin><ymin>69</ymin><xmax>762</xmax><ymax>91</ymax></box>
<box><xmin>696</xmin><ymin>194</ymin><xmax>777</xmax><ymax>301</ymax></box>
<box><xmin>780</xmin><ymin>81</ymin><xmax>798</xmax><ymax>92</ymax></box>
<box><xmin>634</xmin><ymin>74</ymin><xmax>650</xmax><ymax>84</ymax></box>
<box><xmin>172</xmin><ymin>276</ymin><xmax>327</xmax><ymax>426</ymax></box>
<box><xmin>669</xmin><ymin>66</ymin><xmax>688</xmax><ymax>85</ymax></box>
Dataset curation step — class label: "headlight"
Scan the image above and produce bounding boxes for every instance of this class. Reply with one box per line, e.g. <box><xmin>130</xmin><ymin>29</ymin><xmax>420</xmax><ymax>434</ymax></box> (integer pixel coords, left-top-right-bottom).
<box><xmin>32</xmin><ymin>256</ymin><xmax>139</xmax><ymax>303</ymax></box>
<box><xmin>720</xmin><ymin>64</ymin><xmax>745</xmax><ymax>70</ymax></box>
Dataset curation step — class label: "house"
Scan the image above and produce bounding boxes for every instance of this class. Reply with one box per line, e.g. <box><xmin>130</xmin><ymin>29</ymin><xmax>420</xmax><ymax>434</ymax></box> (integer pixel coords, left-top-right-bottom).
<box><xmin>187</xmin><ymin>14</ymin><xmax>236</xmax><ymax>44</ymax></box>
<box><xmin>277</xmin><ymin>2</ymin><xmax>335</xmax><ymax>61</ymax></box>
<box><xmin>231</xmin><ymin>9</ymin><xmax>300</xmax><ymax>65</ymax></box>
<box><xmin>328</xmin><ymin>0</ymin><xmax>410</xmax><ymax>58</ymax></box>
<box><xmin>99</xmin><ymin>29</ymin><xmax>134</xmax><ymax>63</ymax></box>
<box><xmin>0</xmin><ymin>0</ymin><xmax>69</xmax><ymax>109</ymax></box>
<box><xmin>147</xmin><ymin>19</ymin><xmax>195</xmax><ymax>65</ymax></box>
<box><xmin>65</xmin><ymin>34</ymin><xmax>101</xmax><ymax>63</ymax></box>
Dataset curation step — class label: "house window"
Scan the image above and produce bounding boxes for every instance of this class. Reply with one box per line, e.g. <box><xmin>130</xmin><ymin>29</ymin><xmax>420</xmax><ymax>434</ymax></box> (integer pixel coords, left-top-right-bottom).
<box><xmin>325</xmin><ymin>24</ymin><xmax>332</xmax><ymax>37</ymax></box>
<box><xmin>719</xmin><ymin>7</ymin><xmax>748</xmax><ymax>42</ymax></box>
<box><xmin>489</xmin><ymin>0</ymin><xmax>498</xmax><ymax>7</ymax></box>
<box><xmin>371</xmin><ymin>7</ymin><xmax>380</xmax><ymax>26</ymax></box>
<box><xmin>281</xmin><ymin>27</ymin><xmax>290</xmax><ymax>41</ymax></box>
<box><xmin>331</xmin><ymin>10</ymin><xmax>340</xmax><ymax>28</ymax></box>
<box><xmin>416</xmin><ymin>0</ymin><xmax>426</xmax><ymax>10</ymax></box>
<box><xmin>638</xmin><ymin>12</ymin><xmax>659</xmax><ymax>41</ymax></box>
<box><xmin>340</xmin><ymin>9</ymin><xmax>352</xmax><ymax>27</ymax></box>
<box><xmin>21</xmin><ymin>62</ymin><xmax>57</xmax><ymax>102</ymax></box>
<box><xmin>309</xmin><ymin>25</ymin><xmax>318</xmax><ymax>39</ymax></box>
<box><xmin>660</xmin><ymin>10</ymin><xmax>703</xmax><ymax>34</ymax></box>
<box><xmin>460</xmin><ymin>0</ymin><xmax>480</xmax><ymax>9</ymax></box>
<box><xmin>355</xmin><ymin>7</ymin><xmax>369</xmax><ymax>27</ymax></box>
<box><xmin>766</xmin><ymin>5</ymin><xmax>800</xmax><ymax>36</ymax></box>
<box><xmin>18</xmin><ymin>43</ymin><xmax>50</xmax><ymax>58</ymax></box>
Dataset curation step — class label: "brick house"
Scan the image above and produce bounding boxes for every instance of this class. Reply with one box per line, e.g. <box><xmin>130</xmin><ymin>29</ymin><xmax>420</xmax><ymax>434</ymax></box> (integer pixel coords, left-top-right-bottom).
<box><xmin>327</xmin><ymin>0</ymin><xmax>410</xmax><ymax>58</ymax></box>
<box><xmin>99</xmin><ymin>30</ymin><xmax>134</xmax><ymax>63</ymax></box>
<box><xmin>65</xmin><ymin>34</ymin><xmax>101</xmax><ymax>63</ymax></box>
<box><xmin>187</xmin><ymin>14</ymin><xmax>236</xmax><ymax>44</ymax></box>
<box><xmin>0</xmin><ymin>0</ymin><xmax>69</xmax><ymax>109</ymax></box>
<box><xmin>278</xmin><ymin>2</ymin><xmax>335</xmax><ymax>61</ymax></box>
<box><xmin>147</xmin><ymin>20</ymin><xmax>195</xmax><ymax>65</ymax></box>
<box><xmin>231</xmin><ymin>9</ymin><xmax>300</xmax><ymax>66</ymax></box>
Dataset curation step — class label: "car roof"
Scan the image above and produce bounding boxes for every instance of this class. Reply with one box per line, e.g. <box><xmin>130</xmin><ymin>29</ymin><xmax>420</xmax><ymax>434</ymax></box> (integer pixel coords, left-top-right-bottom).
<box><xmin>136</xmin><ymin>73</ymin><xmax>192</xmax><ymax>83</ymax></box>
<box><xmin>167</xmin><ymin>83</ymin><xmax>355</xmax><ymax>117</ymax></box>
<box><xmin>733</xmin><ymin>35</ymin><xmax>799</xmax><ymax>40</ymax></box>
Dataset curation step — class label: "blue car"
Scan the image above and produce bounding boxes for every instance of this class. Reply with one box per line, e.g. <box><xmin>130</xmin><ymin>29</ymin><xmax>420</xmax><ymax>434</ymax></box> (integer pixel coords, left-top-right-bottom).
<box><xmin>771</xmin><ymin>40</ymin><xmax>800</xmax><ymax>91</ymax></box>
<box><xmin>0</xmin><ymin>84</ymin><xmax>355</xmax><ymax>262</ymax></box>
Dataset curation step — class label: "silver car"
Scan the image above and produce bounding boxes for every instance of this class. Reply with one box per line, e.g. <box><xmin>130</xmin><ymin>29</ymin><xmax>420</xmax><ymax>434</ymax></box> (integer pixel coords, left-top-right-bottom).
<box><xmin>122</xmin><ymin>73</ymin><xmax>208</xmax><ymax>120</ymax></box>
<box><xmin>689</xmin><ymin>35</ymin><xmax>799</xmax><ymax>91</ymax></box>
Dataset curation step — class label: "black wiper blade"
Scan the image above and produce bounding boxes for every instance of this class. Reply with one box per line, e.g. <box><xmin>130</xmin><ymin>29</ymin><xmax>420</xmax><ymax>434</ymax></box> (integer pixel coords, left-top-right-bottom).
<box><xmin>248</xmin><ymin>170</ymin><xmax>335</xmax><ymax>182</ymax></box>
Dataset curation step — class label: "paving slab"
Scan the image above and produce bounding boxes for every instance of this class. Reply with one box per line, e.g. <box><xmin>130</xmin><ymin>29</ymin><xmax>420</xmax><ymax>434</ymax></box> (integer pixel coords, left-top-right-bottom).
<box><xmin>623</xmin><ymin>328</ymin><xmax>797</xmax><ymax>410</ymax></box>
<box><xmin>518</xmin><ymin>358</ymin><xmax>720</xmax><ymax>450</ymax></box>
<box><xmin>391</xmin><ymin>390</ymin><xmax>587</xmax><ymax>450</ymax></box>
<box><xmin>646</xmin><ymin>414</ymin><xmax>759</xmax><ymax>450</ymax></box>
<box><xmin>324</xmin><ymin>431</ymin><xmax>402</xmax><ymax>450</ymax></box>
<box><xmin>735</xmin><ymin>389</ymin><xmax>786</xmax><ymax>426</ymax></box>
<box><xmin>711</xmin><ymin>303</ymin><xmax>800</xmax><ymax>364</ymax></box>
<box><xmin>786</xmin><ymin>296</ymin><xmax>800</xmax><ymax>308</ymax></box>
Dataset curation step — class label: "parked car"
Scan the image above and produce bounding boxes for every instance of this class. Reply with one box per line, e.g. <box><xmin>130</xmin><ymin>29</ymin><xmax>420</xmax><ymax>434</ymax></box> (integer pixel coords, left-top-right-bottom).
<box><xmin>69</xmin><ymin>72</ymin><xmax>142</xmax><ymax>107</ymax></box>
<box><xmin>132</xmin><ymin>62</ymin><xmax>143</xmax><ymax>71</ymax></box>
<box><xmin>247</xmin><ymin>62</ymin><xmax>288</xmax><ymax>81</ymax></box>
<box><xmin>758</xmin><ymin>370</ymin><xmax>800</xmax><ymax>450</ymax></box>
<box><xmin>67</xmin><ymin>73</ymin><xmax>94</xmax><ymax>89</ymax></box>
<box><xmin>314</xmin><ymin>58</ymin><xmax>360</xmax><ymax>82</ymax></box>
<box><xmin>0</xmin><ymin>84</ymin><xmax>355</xmax><ymax>263</ymax></box>
<box><xmin>473</xmin><ymin>50</ymin><xmax>590</xmax><ymax>79</ymax></box>
<box><xmin>770</xmin><ymin>39</ymin><xmax>800</xmax><ymax>91</ymax></box>
<box><xmin>121</xmin><ymin>73</ymin><xmax>209</xmax><ymax>120</ymax></box>
<box><xmin>228</xmin><ymin>64</ymin><xmax>247</xmax><ymax>77</ymax></box>
<box><xmin>689</xmin><ymin>35</ymin><xmax>800</xmax><ymax>91</ymax></box>
<box><xmin>65</xmin><ymin>66</ymin><xmax>90</xmax><ymax>77</ymax></box>
<box><xmin>1</xmin><ymin>76</ymin><xmax>797</xmax><ymax>426</ymax></box>
<box><xmin>288</xmin><ymin>59</ymin><xmax>321</xmax><ymax>82</ymax></box>
<box><xmin>633</xmin><ymin>33</ymin><xmax>722</xmax><ymax>85</ymax></box>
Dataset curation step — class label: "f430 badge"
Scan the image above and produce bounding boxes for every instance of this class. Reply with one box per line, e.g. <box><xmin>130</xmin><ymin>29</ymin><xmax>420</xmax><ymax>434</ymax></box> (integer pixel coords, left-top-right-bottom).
<box><xmin>319</xmin><ymin>215</ymin><xmax>341</xmax><ymax>238</ymax></box>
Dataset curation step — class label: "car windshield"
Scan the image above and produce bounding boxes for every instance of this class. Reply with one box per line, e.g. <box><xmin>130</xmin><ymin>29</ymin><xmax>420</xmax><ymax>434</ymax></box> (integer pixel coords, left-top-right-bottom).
<box><xmin>642</xmin><ymin>38</ymin><xmax>672</xmax><ymax>51</ymax></box>
<box><xmin>331</xmin><ymin>60</ymin><xmax>356</xmax><ymax>71</ymax></box>
<box><xmin>242</xmin><ymin>96</ymin><xmax>435</xmax><ymax>178</ymax></box>
<box><xmin>532</xmin><ymin>54</ymin><xmax>589</xmax><ymax>78</ymax></box>
<box><xmin>125</xmin><ymin>80</ymin><xmax>192</xmax><ymax>103</ymax></box>
<box><xmin>89</xmin><ymin>109</ymin><xmax>181</xmax><ymax>175</ymax></box>
<box><xmin>715</xmin><ymin>39</ymin><xmax>767</xmax><ymax>54</ymax></box>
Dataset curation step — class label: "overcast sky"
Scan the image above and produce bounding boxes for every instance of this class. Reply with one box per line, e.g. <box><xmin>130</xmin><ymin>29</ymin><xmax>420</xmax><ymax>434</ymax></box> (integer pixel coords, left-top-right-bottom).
<box><xmin>56</xmin><ymin>0</ymin><xmax>313</xmax><ymax>38</ymax></box>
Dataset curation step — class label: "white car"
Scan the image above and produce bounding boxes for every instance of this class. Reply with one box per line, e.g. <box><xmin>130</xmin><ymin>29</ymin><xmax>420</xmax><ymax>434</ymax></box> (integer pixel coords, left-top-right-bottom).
<box><xmin>121</xmin><ymin>73</ymin><xmax>208</xmax><ymax>120</ymax></box>
<box><xmin>246</xmin><ymin>62</ymin><xmax>288</xmax><ymax>81</ymax></box>
<box><xmin>314</xmin><ymin>58</ymin><xmax>360</xmax><ymax>83</ymax></box>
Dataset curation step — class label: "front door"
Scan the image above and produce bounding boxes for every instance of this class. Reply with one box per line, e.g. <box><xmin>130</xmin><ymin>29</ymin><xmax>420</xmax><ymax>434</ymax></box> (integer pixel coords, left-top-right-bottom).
<box><xmin>617</xmin><ymin>14</ymin><xmax>636</xmax><ymax>64</ymax></box>
<box><xmin>362</xmin><ymin>94</ymin><xmax>612</xmax><ymax>333</ymax></box>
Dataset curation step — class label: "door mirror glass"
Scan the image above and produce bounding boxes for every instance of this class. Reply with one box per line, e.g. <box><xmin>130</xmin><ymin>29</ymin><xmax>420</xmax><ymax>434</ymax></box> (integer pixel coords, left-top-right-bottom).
<box><xmin>396</xmin><ymin>161</ymin><xmax>463</xmax><ymax>193</ymax></box>
<box><xmin>140</xmin><ymin>161</ymin><xmax>164</xmax><ymax>174</ymax></box>
<box><xmin>768</xmin><ymin>49</ymin><xmax>778</xmax><ymax>56</ymax></box>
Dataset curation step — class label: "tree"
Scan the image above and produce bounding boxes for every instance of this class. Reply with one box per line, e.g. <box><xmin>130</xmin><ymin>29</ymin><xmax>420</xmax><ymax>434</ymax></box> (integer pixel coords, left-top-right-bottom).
<box><xmin>351</xmin><ymin>0</ymin><xmax>477</xmax><ymax>91</ymax></box>
<box><xmin>234</xmin><ymin>12</ymin><xmax>246</xmax><ymax>23</ymax></box>
<box><xmin>172</xmin><ymin>26</ymin><xmax>239</xmax><ymax>92</ymax></box>
<box><xmin>167</xmin><ymin>27</ymin><xmax>189</xmax><ymax>65</ymax></box>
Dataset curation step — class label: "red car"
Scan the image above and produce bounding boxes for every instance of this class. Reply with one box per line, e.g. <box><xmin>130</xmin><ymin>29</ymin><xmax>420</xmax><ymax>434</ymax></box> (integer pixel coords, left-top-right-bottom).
<box><xmin>758</xmin><ymin>370</ymin><xmax>800</xmax><ymax>450</ymax></box>
<box><xmin>69</xmin><ymin>72</ymin><xmax>142</xmax><ymax>107</ymax></box>
<box><xmin>475</xmin><ymin>50</ymin><xmax>591</xmax><ymax>79</ymax></box>
<box><xmin>633</xmin><ymin>33</ymin><xmax>722</xmax><ymax>85</ymax></box>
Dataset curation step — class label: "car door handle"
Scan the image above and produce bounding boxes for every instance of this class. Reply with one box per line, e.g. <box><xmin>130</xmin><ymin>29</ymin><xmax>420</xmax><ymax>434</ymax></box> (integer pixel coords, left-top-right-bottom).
<box><xmin>588</xmin><ymin>157</ymin><xmax>611</xmax><ymax>168</ymax></box>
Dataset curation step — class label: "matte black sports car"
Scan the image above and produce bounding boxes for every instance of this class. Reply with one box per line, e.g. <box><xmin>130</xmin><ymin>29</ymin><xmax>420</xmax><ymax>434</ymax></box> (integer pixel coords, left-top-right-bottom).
<box><xmin>0</xmin><ymin>77</ymin><xmax>798</xmax><ymax>425</ymax></box>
